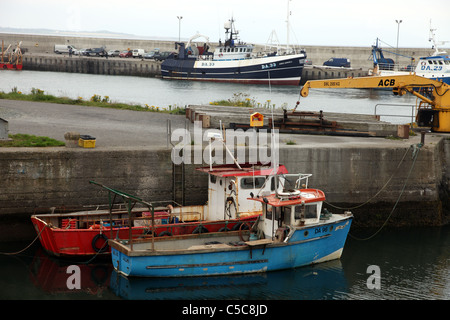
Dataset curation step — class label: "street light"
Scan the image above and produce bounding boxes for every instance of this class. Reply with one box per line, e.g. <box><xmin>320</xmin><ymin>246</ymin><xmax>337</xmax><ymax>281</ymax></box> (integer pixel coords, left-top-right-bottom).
<box><xmin>396</xmin><ymin>19</ymin><xmax>402</xmax><ymax>53</ymax></box>
<box><xmin>177</xmin><ymin>16</ymin><xmax>183</xmax><ymax>42</ymax></box>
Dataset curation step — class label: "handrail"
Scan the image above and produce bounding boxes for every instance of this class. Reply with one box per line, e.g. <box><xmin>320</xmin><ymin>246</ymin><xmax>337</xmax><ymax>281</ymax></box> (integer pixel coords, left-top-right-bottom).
<box><xmin>374</xmin><ymin>103</ymin><xmax>416</xmax><ymax>125</ymax></box>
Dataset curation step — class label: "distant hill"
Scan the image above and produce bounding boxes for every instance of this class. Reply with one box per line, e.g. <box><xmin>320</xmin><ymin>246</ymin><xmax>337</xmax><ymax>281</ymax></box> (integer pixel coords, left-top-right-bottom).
<box><xmin>0</xmin><ymin>27</ymin><xmax>179</xmax><ymax>41</ymax></box>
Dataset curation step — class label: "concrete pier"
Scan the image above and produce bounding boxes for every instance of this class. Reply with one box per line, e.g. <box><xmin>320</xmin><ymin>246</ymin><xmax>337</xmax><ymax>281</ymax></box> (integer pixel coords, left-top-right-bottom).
<box><xmin>2</xmin><ymin>32</ymin><xmax>440</xmax><ymax>81</ymax></box>
<box><xmin>23</xmin><ymin>55</ymin><xmax>161</xmax><ymax>77</ymax></box>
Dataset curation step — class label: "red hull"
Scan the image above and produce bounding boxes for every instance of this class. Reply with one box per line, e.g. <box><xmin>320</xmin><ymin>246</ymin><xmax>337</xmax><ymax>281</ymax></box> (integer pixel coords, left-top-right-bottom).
<box><xmin>31</xmin><ymin>215</ymin><xmax>257</xmax><ymax>257</ymax></box>
<box><xmin>0</xmin><ymin>63</ymin><xmax>22</xmax><ymax>70</ymax></box>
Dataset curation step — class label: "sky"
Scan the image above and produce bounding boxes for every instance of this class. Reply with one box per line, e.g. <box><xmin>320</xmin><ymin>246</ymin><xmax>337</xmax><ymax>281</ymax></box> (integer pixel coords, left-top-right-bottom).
<box><xmin>1</xmin><ymin>0</ymin><xmax>449</xmax><ymax>48</ymax></box>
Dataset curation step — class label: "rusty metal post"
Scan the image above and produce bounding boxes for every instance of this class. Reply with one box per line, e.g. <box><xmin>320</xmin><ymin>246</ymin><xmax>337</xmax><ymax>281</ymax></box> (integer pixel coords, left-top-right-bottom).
<box><xmin>421</xmin><ymin>130</ymin><xmax>426</xmax><ymax>145</ymax></box>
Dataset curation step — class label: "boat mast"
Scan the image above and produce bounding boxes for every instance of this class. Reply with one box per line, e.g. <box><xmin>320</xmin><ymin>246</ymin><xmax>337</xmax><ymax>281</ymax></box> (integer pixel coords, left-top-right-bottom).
<box><xmin>286</xmin><ymin>0</ymin><xmax>291</xmax><ymax>53</ymax></box>
<box><xmin>429</xmin><ymin>19</ymin><xmax>448</xmax><ymax>56</ymax></box>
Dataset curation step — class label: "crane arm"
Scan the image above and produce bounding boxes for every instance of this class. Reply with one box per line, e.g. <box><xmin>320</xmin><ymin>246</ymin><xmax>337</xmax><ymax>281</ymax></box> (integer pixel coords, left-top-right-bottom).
<box><xmin>300</xmin><ymin>75</ymin><xmax>445</xmax><ymax>97</ymax></box>
<box><xmin>299</xmin><ymin>74</ymin><xmax>450</xmax><ymax>132</ymax></box>
<box><xmin>301</xmin><ymin>75</ymin><xmax>450</xmax><ymax>107</ymax></box>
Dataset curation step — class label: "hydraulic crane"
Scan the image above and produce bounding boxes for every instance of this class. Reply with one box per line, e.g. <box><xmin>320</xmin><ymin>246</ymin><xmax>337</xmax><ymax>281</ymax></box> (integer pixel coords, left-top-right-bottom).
<box><xmin>299</xmin><ymin>74</ymin><xmax>450</xmax><ymax>133</ymax></box>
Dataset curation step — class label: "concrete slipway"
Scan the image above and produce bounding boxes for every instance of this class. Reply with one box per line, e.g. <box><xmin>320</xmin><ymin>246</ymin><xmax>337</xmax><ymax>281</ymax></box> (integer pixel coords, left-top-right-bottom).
<box><xmin>0</xmin><ymin>99</ymin><xmax>448</xmax><ymax>241</ymax></box>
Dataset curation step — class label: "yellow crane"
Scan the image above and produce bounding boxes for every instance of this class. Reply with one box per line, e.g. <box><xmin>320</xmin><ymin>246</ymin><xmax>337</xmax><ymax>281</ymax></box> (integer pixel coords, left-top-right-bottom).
<box><xmin>299</xmin><ymin>75</ymin><xmax>450</xmax><ymax>133</ymax></box>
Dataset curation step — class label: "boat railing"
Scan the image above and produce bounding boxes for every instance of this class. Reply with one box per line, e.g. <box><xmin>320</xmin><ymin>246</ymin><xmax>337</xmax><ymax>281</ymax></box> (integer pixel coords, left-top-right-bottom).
<box><xmin>281</xmin><ymin>173</ymin><xmax>312</xmax><ymax>189</ymax></box>
<box><xmin>372</xmin><ymin>62</ymin><xmax>416</xmax><ymax>73</ymax></box>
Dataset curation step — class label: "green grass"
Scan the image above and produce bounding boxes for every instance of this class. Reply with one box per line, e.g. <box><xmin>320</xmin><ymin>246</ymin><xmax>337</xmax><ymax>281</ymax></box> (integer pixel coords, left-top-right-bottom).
<box><xmin>0</xmin><ymin>134</ymin><xmax>65</xmax><ymax>147</ymax></box>
<box><xmin>210</xmin><ymin>92</ymin><xmax>285</xmax><ymax>109</ymax></box>
<box><xmin>0</xmin><ymin>87</ymin><xmax>185</xmax><ymax>115</ymax></box>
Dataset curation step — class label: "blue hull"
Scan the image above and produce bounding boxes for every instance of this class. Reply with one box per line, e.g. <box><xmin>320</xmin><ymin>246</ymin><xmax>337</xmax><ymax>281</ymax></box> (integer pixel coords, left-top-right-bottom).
<box><xmin>161</xmin><ymin>55</ymin><xmax>306</xmax><ymax>85</ymax></box>
<box><xmin>111</xmin><ymin>217</ymin><xmax>352</xmax><ymax>278</ymax></box>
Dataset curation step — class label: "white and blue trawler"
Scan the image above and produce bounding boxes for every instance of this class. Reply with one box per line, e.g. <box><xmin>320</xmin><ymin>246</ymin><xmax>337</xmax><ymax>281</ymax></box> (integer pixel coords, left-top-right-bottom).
<box><xmin>161</xmin><ymin>19</ymin><xmax>307</xmax><ymax>86</ymax></box>
<box><xmin>370</xmin><ymin>22</ymin><xmax>450</xmax><ymax>85</ymax></box>
<box><xmin>109</xmin><ymin>171</ymin><xmax>353</xmax><ymax>278</ymax></box>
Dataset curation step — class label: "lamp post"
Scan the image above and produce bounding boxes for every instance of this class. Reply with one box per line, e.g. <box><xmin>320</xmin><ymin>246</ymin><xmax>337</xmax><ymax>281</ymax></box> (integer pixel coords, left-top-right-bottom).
<box><xmin>396</xmin><ymin>19</ymin><xmax>402</xmax><ymax>53</ymax></box>
<box><xmin>177</xmin><ymin>16</ymin><xmax>183</xmax><ymax>42</ymax></box>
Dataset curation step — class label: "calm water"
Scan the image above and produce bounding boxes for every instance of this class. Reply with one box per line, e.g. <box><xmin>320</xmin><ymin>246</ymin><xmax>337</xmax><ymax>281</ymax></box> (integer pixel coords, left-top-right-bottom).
<box><xmin>0</xmin><ymin>70</ymin><xmax>447</xmax><ymax>301</ymax></box>
<box><xmin>0</xmin><ymin>226</ymin><xmax>448</xmax><ymax>300</ymax></box>
<box><xmin>0</xmin><ymin>70</ymin><xmax>417</xmax><ymax>124</ymax></box>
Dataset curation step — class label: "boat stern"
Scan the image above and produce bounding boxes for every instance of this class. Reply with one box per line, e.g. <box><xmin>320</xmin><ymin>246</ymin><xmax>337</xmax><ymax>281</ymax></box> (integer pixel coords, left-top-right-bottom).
<box><xmin>110</xmin><ymin>240</ymin><xmax>132</xmax><ymax>277</ymax></box>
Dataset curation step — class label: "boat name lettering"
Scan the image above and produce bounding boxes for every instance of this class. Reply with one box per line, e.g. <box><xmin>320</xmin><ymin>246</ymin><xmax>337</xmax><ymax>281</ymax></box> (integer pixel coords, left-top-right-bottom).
<box><xmin>378</xmin><ymin>79</ymin><xmax>396</xmax><ymax>87</ymax></box>
<box><xmin>315</xmin><ymin>226</ymin><xmax>328</xmax><ymax>234</ymax></box>
<box><xmin>201</xmin><ymin>62</ymin><xmax>215</xmax><ymax>67</ymax></box>
<box><xmin>421</xmin><ymin>65</ymin><xmax>443</xmax><ymax>71</ymax></box>
<box><xmin>324</xmin><ymin>81</ymin><xmax>341</xmax><ymax>87</ymax></box>
<box><xmin>262</xmin><ymin>63</ymin><xmax>277</xmax><ymax>70</ymax></box>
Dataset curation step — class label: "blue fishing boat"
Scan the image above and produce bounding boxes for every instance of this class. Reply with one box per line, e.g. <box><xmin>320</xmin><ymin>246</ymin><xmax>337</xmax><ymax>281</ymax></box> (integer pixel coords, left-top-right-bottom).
<box><xmin>161</xmin><ymin>18</ymin><xmax>307</xmax><ymax>86</ymax></box>
<box><xmin>109</xmin><ymin>173</ymin><xmax>353</xmax><ymax>277</ymax></box>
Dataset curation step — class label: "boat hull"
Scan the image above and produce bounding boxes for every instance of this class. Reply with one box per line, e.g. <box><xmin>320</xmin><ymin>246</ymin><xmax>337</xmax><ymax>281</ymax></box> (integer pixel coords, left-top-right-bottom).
<box><xmin>0</xmin><ymin>63</ymin><xmax>22</xmax><ymax>70</ymax></box>
<box><xmin>31</xmin><ymin>214</ymin><xmax>258</xmax><ymax>257</ymax></box>
<box><xmin>110</xmin><ymin>215</ymin><xmax>352</xmax><ymax>277</ymax></box>
<box><xmin>161</xmin><ymin>54</ymin><xmax>306</xmax><ymax>86</ymax></box>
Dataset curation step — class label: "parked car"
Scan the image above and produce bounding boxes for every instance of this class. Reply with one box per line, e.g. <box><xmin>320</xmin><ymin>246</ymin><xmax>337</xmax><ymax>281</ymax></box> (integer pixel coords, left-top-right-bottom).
<box><xmin>84</xmin><ymin>47</ymin><xmax>106</xmax><ymax>57</ymax></box>
<box><xmin>107</xmin><ymin>49</ymin><xmax>120</xmax><ymax>57</ymax></box>
<box><xmin>119</xmin><ymin>50</ymin><xmax>132</xmax><ymax>58</ymax></box>
<box><xmin>305</xmin><ymin>58</ymin><xmax>313</xmax><ymax>65</ymax></box>
<box><xmin>153</xmin><ymin>51</ymin><xmax>174</xmax><ymax>61</ymax></box>
<box><xmin>323</xmin><ymin>58</ymin><xmax>351</xmax><ymax>68</ymax></box>
<box><xmin>132</xmin><ymin>49</ymin><xmax>145</xmax><ymax>58</ymax></box>
<box><xmin>54</xmin><ymin>44</ymin><xmax>77</xmax><ymax>54</ymax></box>
<box><xmin>143</xmin><ymin>51</ymin><xmax>156</xmax><ymax>59</ymax></box>
<box><xmin>73</xmin><ymin>48</ymin><xmax>87</xmax><ymax>55</ymax></box>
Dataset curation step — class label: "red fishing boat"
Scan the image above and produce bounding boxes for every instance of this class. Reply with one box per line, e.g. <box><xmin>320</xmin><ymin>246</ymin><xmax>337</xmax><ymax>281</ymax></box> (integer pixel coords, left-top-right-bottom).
<box><xmin>1</xmin><ymin>41</ymin><xmax>23</xmax><ymax>70</ymax></box>
<box><xmin>31</xmin><ymin>163</ymin><xmax>289</xmax><ymax>257</ymax></box>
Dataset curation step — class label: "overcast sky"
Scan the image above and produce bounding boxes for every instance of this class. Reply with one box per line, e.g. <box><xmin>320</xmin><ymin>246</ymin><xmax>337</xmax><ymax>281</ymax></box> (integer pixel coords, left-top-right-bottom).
<box><xmin>1</xmin><ymin>0</ymin><xmax>449</xmax><ymax>48</ymax></box>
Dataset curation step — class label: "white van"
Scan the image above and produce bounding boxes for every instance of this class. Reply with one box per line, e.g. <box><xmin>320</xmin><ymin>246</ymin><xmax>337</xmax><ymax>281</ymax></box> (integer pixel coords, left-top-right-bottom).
<box><xmin>132</xmin><ymin>49</ymin><xmax>145</xmax><ymax>58</ymax></box>
<box><xmin>54</xmin><ymin>44</ymin><xmax>77</xmax><ymax>54</ymax></box>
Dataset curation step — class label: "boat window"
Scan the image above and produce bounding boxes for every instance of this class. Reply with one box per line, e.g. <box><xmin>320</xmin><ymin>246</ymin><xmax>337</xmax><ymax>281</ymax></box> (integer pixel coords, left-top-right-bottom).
<box><xmin>294</xmin><ymin>205</ymin><xmax>304</xmax><ymax>219</ymax></box>
<box><xmin>438</xmin><ymin>61</ymin><xmax>443</xmax><ymax>65</ymax></box>
<box><xmin>305</xmin><ymin>205</ymin><xmax>317</xmax><ymax>219</ymax></box>
<box><xmin>270</xmin><ymin>177</ymin><xmax>275</xmax><ymax>191</ymax></box>
<box><xmin>266</xmin><ymin>205</ymin><xmax>273</xmax><ymax>219</ymax></box>
<box><xmin>240</xmin><ymin>177</ymin><xmax>266</xmax><ymax>189</ymax></box>
<box><xmin>428</xmin><ymin>61</ymin><xmax>433</xmax><ymax>64</ymax></box>
<box><xmin>210</xmin><ymin>175</ymin><xmax>217</xmax><ymax>184</ymax></box>
<box><xmin>445</xmin><ymin>61</ymin><xmax>450</xmax><ymax>65</ymax></box>
<box><xmin>284</xmin><ymin>206</ymin><xmax>291</xmax><ymax>224</ymax></box>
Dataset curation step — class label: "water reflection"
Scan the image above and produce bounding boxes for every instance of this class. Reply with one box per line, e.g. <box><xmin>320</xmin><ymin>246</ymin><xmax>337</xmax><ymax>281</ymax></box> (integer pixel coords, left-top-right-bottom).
<box><xmin>109</xmin><ymin>260</ymin><xmax>347</xmax><ymax>300</ymax></box>
<box><xmin>0</xmin><ymin>227</ymin><xmax>448</xmax><ymax>300</ymax></box>
<box><xmin>339</xmin><ymin>226</ymin><xmax>450</xmax><ymax>300</ymax></box>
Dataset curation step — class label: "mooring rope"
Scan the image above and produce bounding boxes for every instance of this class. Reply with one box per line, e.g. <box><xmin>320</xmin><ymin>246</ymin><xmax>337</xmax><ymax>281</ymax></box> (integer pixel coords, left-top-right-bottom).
<box><xmin>325</xmin><ymin>144</ymin><xmax>413</xmax><ymax>211</ymax></box>
<box><xmin>0</xmin><ymin>224</ymin><xmax>47</xmax><ymax>256</ymax></box>
<box><xmin>349</xmin><ymin>143</ymin><xmax>422</xmax><ymax>241</ymax></box>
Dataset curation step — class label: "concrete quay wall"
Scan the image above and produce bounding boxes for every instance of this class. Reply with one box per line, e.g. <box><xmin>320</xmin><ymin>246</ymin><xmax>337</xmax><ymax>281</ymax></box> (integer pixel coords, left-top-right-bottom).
<box><xmin>23</xmin><ymin>54</ymin><xmax>161</xmax><ymax>77</ymax></box>
<box><xmin>3</xmin><ymin>32</ymin><xmax>440</xmax><ymax>77</ymax></box>
<box><xmin>1</xmin><ymin>137</ymin><xmax>448</xmax><ymax>241</ymax></box>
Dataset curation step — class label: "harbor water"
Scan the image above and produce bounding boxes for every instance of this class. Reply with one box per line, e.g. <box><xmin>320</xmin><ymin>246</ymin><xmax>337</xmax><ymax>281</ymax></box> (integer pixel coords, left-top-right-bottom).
<box><xmin>0</xmin><ymin>70</ymin><xmax>448</xmax><ymax>301</ymax></box>
<box><xmin>0</xmin><ymin>226</ymin><xmax>448</xmax><ymax>300</ymax></box>
<box><xmin>0</xmin><ymin>70</ymin><xmax>418</xmax><ymax>125</ymax></box>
